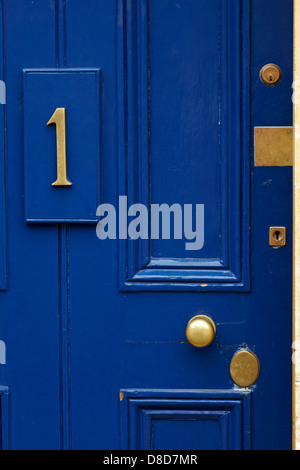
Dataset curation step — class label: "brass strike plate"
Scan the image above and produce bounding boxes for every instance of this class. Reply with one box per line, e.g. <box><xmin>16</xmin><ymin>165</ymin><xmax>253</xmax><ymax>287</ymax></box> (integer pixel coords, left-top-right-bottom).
<box><xmin>269</xmin><ymin>227</ymin><xmax>286</xmax><ymax>247</ymax></box>
<box><xmin>254</xmin><ymin>127</ymin><xmax>293</xmax><ymax>167</ymax></box>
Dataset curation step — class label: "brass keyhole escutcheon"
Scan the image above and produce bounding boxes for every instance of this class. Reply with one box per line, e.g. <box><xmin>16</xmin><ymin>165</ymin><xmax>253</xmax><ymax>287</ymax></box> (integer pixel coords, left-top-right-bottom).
<box><xmin>260</xmin><ymin>64</ymin><xmax>282</xmax><ymax>86</ymax></box>
<box><xmin>230</xmin><ymin>350</ymin><xmax>260</xmax><ymax>388</ymax></box>
<box><xmin>269</xmin><ymin>227</ymin><xmax>286</xmax><ymax>247</ymax></box>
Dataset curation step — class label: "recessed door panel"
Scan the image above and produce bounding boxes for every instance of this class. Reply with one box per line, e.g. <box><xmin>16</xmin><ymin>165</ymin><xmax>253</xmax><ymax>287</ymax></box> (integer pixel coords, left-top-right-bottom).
<box><xmin>120</xmin><ymin>391</ymin><xmax>252</xmax><ymax>451</ymax></box>
<box><xmin>118</xmin><ymin>0</ymin><xmax>250</xmax><ymax>291</ymax></box>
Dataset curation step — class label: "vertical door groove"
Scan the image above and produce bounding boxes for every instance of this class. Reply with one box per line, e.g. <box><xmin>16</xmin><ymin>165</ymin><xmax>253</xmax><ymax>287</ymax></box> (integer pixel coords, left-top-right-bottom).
<box><xmin>55</xmin><ymin>0</ymin><xmax>72</xmax><ymax>450</ymax></box>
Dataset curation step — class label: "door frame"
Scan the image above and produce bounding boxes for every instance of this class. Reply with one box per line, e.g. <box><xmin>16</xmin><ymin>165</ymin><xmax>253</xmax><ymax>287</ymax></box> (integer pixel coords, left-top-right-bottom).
<box><xmin>294</xmin><ymin>0</ymin><xmax>300</xmax><ymax>451</ymax></box>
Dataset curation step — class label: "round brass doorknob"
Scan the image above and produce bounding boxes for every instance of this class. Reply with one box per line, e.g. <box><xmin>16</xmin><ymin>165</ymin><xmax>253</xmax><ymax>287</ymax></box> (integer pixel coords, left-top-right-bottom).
<box><xmin>186</xmin><ymin>315</ymin><xmax>216</xmax><ymax>348</ymax></box>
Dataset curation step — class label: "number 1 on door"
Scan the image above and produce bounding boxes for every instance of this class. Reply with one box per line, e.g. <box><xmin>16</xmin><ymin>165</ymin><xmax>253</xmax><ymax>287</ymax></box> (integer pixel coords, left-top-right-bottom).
<box><xmin>47</xmin><ymin>108</ymin><xmax>72</xmax><ymax>187</ymax></box>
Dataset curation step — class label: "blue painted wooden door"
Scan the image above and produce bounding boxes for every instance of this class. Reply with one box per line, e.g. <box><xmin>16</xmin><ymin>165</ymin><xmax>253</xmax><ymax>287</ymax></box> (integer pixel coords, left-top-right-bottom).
<box><xmin>0</xmin><ymin>0</ymin><xmax>293</xmax><ymax>450</ymax></box>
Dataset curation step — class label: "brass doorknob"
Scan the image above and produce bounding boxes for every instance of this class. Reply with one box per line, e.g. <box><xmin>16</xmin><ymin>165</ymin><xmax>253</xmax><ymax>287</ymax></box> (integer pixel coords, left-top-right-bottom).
<box><xmin>186</xmin><ymin>315</ymin><xmax>216</xmax><ymax>348</ymax></box>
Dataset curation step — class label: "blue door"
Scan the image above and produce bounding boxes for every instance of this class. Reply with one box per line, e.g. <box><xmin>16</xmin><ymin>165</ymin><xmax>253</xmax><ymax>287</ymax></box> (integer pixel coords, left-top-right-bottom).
<box><xmin>0</xmin><ymin>0</ymin><xmax>293</xmax><ymax>450</ymax></box>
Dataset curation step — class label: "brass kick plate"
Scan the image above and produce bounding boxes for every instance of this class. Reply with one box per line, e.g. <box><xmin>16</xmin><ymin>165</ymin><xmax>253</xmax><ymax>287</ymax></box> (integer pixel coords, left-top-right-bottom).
<box><xmin>254</xmin><ymin>127</ymin><xmax>293</xmax><ymax>167</ymax></box>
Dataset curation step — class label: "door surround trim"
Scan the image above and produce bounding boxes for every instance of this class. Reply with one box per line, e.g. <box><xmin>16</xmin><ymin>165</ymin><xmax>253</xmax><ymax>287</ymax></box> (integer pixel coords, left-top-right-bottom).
<box><xmin>293</xmin><ymin>0</ymin><xmax>299</xmax><ymax>450</ymax></box>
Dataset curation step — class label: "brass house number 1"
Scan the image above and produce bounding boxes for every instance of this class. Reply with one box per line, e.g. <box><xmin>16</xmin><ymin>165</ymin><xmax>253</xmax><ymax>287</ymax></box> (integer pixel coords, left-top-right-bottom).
<box><xmin>23</xmin><ymin>68</ymin><xmax>100</xmax><ymax>223</ymax></box>
<box><xmin>47</xmin><ymin>108</ymin><xmax>72</xmax><ymax>187</ymax></box>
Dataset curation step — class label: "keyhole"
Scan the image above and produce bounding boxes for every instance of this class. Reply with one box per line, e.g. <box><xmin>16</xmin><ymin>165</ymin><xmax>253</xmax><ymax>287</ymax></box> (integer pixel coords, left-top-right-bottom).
<box><xmin>260</xmin><ymin>64</ymin><xmax>282</xmax><ymax>86</ymax></box>
<box><xmin>273</xmin><ymin>230</ymin><xmax>282</xmax><ymax>241</ymax></box>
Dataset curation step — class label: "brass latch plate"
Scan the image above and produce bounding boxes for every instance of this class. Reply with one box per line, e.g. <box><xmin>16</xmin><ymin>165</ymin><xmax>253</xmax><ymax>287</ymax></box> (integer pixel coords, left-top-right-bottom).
<box><xmin>254</xmin><ymin>127</ymin><xmax>293</xmax><ymax>167</ymax></box>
